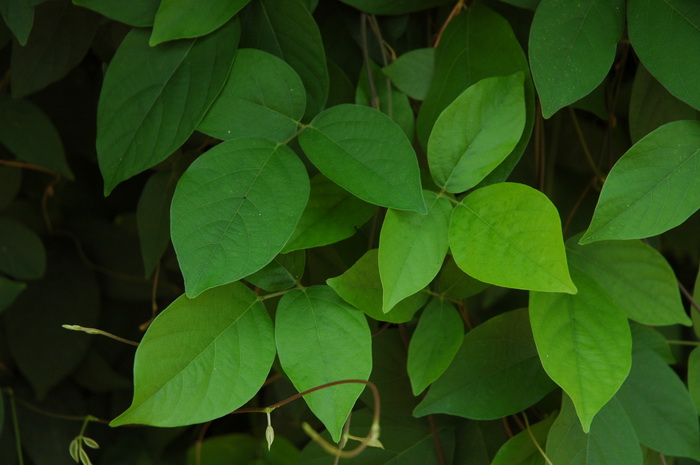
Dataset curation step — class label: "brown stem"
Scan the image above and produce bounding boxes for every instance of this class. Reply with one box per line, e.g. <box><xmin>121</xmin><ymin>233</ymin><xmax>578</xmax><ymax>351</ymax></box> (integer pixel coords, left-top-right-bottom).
<box><xmin>427</xmin><ymin>414</ymin><xmax>446</xmax><ymax>465</ymax></box>
<box><xmin>434</xmin><ymin>0</ymin><xmax>466</xmax><ymax>47</ymax></box>
<box><xmin>679</xmin><ymin>280</ymin><xmax>700</xmax><ymax>315</ymax></box>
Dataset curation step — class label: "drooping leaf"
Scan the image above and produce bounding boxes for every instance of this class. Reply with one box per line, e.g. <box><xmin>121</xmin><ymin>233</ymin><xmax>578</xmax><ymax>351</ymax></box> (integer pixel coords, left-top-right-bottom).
<box><xmin>239</xmin><ymin>0</ymin><xmax>328</xmax><ymax>120</ymax></box>
<box><xmin>491</xmin><ymin>413</ymin><xmax>556</xmax><ymax>465</ymax></box>
<box><xmin>198</xmin><ymin>48</ymin><xmax>305</xmax><ymax>142</ymax></box>
<box><xmin>529</xmin><ymin>0</ymin><xmax>624</xmax><ymax>118</ymax></box>
<box><xmin>414</xmin><ymin>309</ymin><xmax>555</xmax><ymax>419</ymax></box>
<box><xmin>566</xmin><ymin>234</ymin><xmax>691</xmax><ymax>326</ymax></box>
<box><xmin>170</xmin><ymin>137</ymin><xmax>309</xmax><ymax>298</ymax></box>
<box><xmin>97</xmin><ymin>20</ymin><xmax>240</xmax><ymax>194</ymax></box>
<box><xmin>382</xmin><ymin>48</ymin><xmax>434</xmax><ymax>101</ymax></box>
<box><xmin>406</xmin><ymin>299</ymin><xmax>463</xmax><ymax>395</ymax></box>
<box><xmin>275</xmin><ymin>286</ymin><xmax>372</xmax><ymax>442</ymax></box>
<box><xmin>298</xmin><ymin>104</ymin><xmax>425</xmax><ymax>213</ymax></box>
<box><xmin>0</xmin><ymin>275</ymin><xmax>26</xmax><ymax>313</ymax></box>
<box><xmin>111</xmin><ymin>282</ymin><xmax>275</xmax><ymax>427</ymax></box>
<box><xmin>327</xmin><ymin>249</ymin><xmax>429</xmax><ymax>324</ymax></box>
<box><xmin>427</xmin><ymin>73</ymin><xmax>526</xmax><ymax>192</ymax></box>
<box><xmin>185</xmin><ymin>433</ymin><xmax>299</xmax><ymax>465</ymax></box>
<box><xmin>529</xmin><ymin>268</ymin><xmax>632</xmax><ymax>432</ymax></box>
<box><xmin>137</xmin><ymin>170</ymin><xmax>178</xmax><ymax>277</ymax></box>
<box><xmin>150</xmin><ymin>0</ymin><xmax>250</xmax><ymax>45</ymax></box>
<box><xmin>282</xmin><ymin>174</ymin><xmax>375</xmax><ymax>253</ymax></box>
<box><xmin>244</xmin><ymin>250</ymin><xmax>305</xmax><ymax>292</ymax></box>
<box><xmin>0</xmin><ymin>217</ymin><xmax>45</xmax><ymax>280</ymax></box>
<box><xmin>337</xmin><ymin>0</ymin><xmax>451</xmax><ymax>15</ymax></box>
<box><xmin>0</xmin><ymin>0</ymin><xmax>32</xmax><ymax>44</ymax></box>
<box><xmin>72</xmin><ymin>0</ymin><xmax>159</xmax><ymax>27</ymax></box>
<box><xmin>379</xmin><ymin>191</ymin><xmax>451</xmax><ymax>312</ymax></box>
<box><xmin>449</xmin><ymin>182</ymin><xmax>576</xmax><ymax>293</ymax></box>
<box><xmin>580</xmin><ymin>120</ymin><xmax>700</xmax><ymax>243</ymax></box>
<box><xmin>628</xmin><ymin>0</ymin><xmax>700</xmax><ymax>111</ymax></box>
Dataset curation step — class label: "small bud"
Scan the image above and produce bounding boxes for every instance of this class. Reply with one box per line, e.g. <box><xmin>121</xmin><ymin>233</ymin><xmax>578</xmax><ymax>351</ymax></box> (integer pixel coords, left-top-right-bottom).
<box><xmin>265</xmin><ymin>424</ymin><xmax>275</xmax><ymax>451</ymax></box>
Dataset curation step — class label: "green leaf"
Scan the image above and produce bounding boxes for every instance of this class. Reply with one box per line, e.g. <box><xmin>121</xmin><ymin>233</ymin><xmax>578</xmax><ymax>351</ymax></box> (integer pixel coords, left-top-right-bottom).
<box><xmin>72</xmin><ymin>0</ymin><xmax>159</xmax><ymax>27</ymax></box>
<box><xmin>529</xmin><ymin>268</ymin><xmax>632</xmax><ymax>432</ymax></box>
<box><xmin>186</xmin><ymin>433</ymin><xmax>299</xmax><ymax>465</ymax></box>
<box><xmin>244</xmin><ymin>251</ymin><xmax>305</xmax><ymax>292</ymax></box>
<box><xmin>96</xmin><ymin>20</ymin><xmax>240</xmax><ymax>194</ymax></box>
<box><xmin>406</xmin><ymin>299</ymin><xmax>463</xmax><ymax>395</ymax></box>
<box><xmin>0</xmin><ymin>96</ymin><xmax>73</xmax><ymax>179</ymax></box>
<box><xmin>0</xmin><ymin>0</ymin><xmax>32</xmax><ymax>45</ymax></box>
<box><xmin>414</xmin><ymin>309</ymin><xmax>555</xmax><ymax>419</ymax></box>
<box><xmin>327</xmin><ymin>249</ymin><xmax>428</xmax><ymax>324</ymax></box>
<box><xmin>337</xmin><ymin>0</ymin><xmax>451</xmax><ymax>14</ymax></box>
<box><xmin>298</xmin><ymin>104</ymin><xmax>425</xmax><ymax>213</ymax></box>
<box><xmin>170</xmin><ymin>137</ymin><xmax>309</xmax><ymax>298</ymax></box>
<box><xmin>580</xmin><ymin>120</ymin><xmax>700</xmax><ymax>243</ymax></box>
<box><xmin>275</xmin><ymin>286</ymin><xmax>372</xmax><ymax>442</ymax></box>
<box><xmin>111</xmin><ymin>282</ymin><xmax>275</xmax><ymax>427</ymax></box>
<box><xmin>628</xmin><ymin>0</ymin><xmax>700</xmax><ymax>111</ymax></box>
<box><xmin>0</xmin><ymin>217</ymin><xmax>45</xmax><ymax>280</ymax></box>
<box><xmin>428</xmin><ymin>73</ymin><xmax>526</xmax><ymax>192</ymax></box>
<box><xmin>379</xmin><ymin>191</ymin><xmax>451</xmax><ymax>312</ymax></box>
<box><xmin>434</xmin><ymin>255</ymin><xmax>489</xmax><ymax>300</ymax></box>
<box><xmin>239</xmin><ymin>0</ymin><xmax>328</xmax><ymax>120</ymax></box>
<box><xmin>566</xmin><ymin>234</ymin><xmax>691</xmax><ymax>326</ymax></box>
<box><xmin>529</xmin><ymin>0</ymin><xmax>624</xmax><ymax>118</ymax></box>
<box><xmin>198</xmin><ymin>48</ymin><xmax>305</xmax><ymax>142</ymax></box>
<box><xmin>282</xmin><ymin>174</ymin><xmax>375</xmax><ymax>253</ymax></box>
<box><xmin>150</xmin><ymin>0</ymin><xmax>250</xmax><ymax>45</ymax></box>
<box><xmin>449</xmin><ymin>182</ymin><xmax>576</xmax><ymax>293</ymax></box>
<box><xmin>689</xmin><ymin>347</ymin><xmax>700</xmax><ymax>415</ymax></box>
<box><xmin>546</xmin><ymin>395</ymin><xmax>642</xmax><ymax>465</ymax></box>
<box><xmin>0</xmin><ymin>275</ymin><xmax>25</xmax><ymax>313</ymax></box>
<box><xmin>0</xmin><ymin>165</ymin><xmax>21</xmax><ymax>210</ymax></box>
<box><xmin>137</xmin><ymin>170</ymin><xmax>178</xmax><ymax>278</ymax></box>
<box><xmin>491</xmin><ymin>413</ymin><xmax>556</xmax><ymax>465</ymax></box>
<box><xmin>382</xmin><ymin>48</ymin><xmax>434</xmax><ymax>101</ymax></box>
<box><xmin>10</xmin><ymin>1</ymin><xmax>98</xmax><ymax>98</ymax></box>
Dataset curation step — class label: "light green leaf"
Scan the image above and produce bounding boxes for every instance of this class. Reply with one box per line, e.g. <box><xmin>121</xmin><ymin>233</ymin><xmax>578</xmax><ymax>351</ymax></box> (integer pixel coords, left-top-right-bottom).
<box><xmin>449</xmin><ymin>182</ymin><xmax>576</xmax><ymax>293</ymax></box>
<box><xmin>0</xmin><ymin>217</ymin><xmax>45</xmax><ymax>280</ymax></box>
<box><xmin>0</xmin><ymin>96</ymin><xmax>73</xmax><ymax>179</ymax></box>
<box><xmin>244</xmin><ymin>251</ymin><xmax>305</xmax><ymax>292</ymax></box>
<box><xmin>171</xmin><ymin>137</ymin><xmax>309</xmax><ymax>298</ymax></box>
<box><xmin>72</xmin><ymin>0</ymin><xmax>159</xmax><ymax>27</ymax></box>
<box><xmin>382</xmin><ymin>48</ymin><xmax>434</xmax><ymax>101</ymax></box>
<box><xmin>198</xmin><ymin>48</ymin><xmax>305</xmax><ymax>142</ymax></box>
<box><xmin>567</xmin><ymin>234</ymin><xmax>690</xmax><ymax>326</ymax></box>
<box><xmin>111</xmin><ymin>282</ymin><xmax>275</xmax><ymax>427</ymax></box>
<box><xmin>137</xmin><ymin>170</ymin><xmax>178</xmax><ymax>278</ymax></box>
<box><xmin>97</xmin><ymin>20</ymin><xmax>239</xmax><ymax>194</ymax></box>
<box><xmin>529</xmin><ymin>268</ymin><xmax>632</xmax><ymax>432</ymax></box>
<box><xmin>0</xmin><ymin>0</ymin><xmax>32</xmax><ymax>45</ymax></box>
<box><xmin>239</xmin><ymin>0</ymin><xmax>328</xmax><ymax>120</ymax></box>
<box><xmin>0</xmin><ymin>275</ymin><xmax>25</xmax><ymax>313</ymax></box>
<box><xmin>689</xmin><ymin>347</ymin><xmax>700</xmax><ymax>415</ymax></box>
<box><xmin>414</xmin><ymin>309</ymin><xmax>555</xmax><ymax>419</ymax></box>
<box><xmin>428</xmin><ymin>73</ymin><xmax>526</xmax><ymax>192</ymax></box>
<box><xmin>407</xmin><ymin>299</ymin><xmax>463</xmax><ymax>395</ymax></box>
<box><xmin>327</xmin><ymin>249</ymin><xmax>428</xmax><ymax>324</ymax></box>
<box><xmin>379</xmin><ymin>191</ymin><xmax>451</xmax><ymax>312</ymax></box>
<box><xmin>529</xmin><ymin>0</ymin><xmax>624</xmax><ymax>118</ymax></box>
<box><xmin>282</xmin><ymin>174</ymin><xmax>375</xmax><ymax>253</ymax></box>
<box><xmin>275</xmin><ymin>286</ymin><xmax>372</xmax><ymax>442</ymax></box>
<box><xmin>150</xmin><ymin>0</ymin><xmax>250</xmax><ymax>45</ymax></box>
<box><xmin>299</xmin><ymin>104</ymin><xmax>425</xmax><ymax>213</ymax></box>
<box><xmin>491</xmin><ymin>413</ymin><xmax>556</xmax><ymax>465</ymax></box>
<box><xmin>580</xmin><ymin>120</ymin><xmax>700</xmax><ymax>243</ymax></box>
<box><xmin>338</xmin><ymin>0</ymin><xmax>451</xmax><ymax>14</ymax></box>
<box><xmin>628</xmin><ymin>0</ymin><xmax>700</xmax><ymax>111</ymax></box>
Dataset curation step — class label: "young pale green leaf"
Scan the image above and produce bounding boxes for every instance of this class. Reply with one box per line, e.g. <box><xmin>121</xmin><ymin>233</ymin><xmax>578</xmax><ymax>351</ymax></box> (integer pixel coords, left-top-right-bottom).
<box><xmin>97</xmin><ymin>20</ymin><xmax>239</xmax><ymax>194</ymax></box>
<box><xmin>275</xmin><ymin>286</ymin><xmax>372</xmax><ymax>442</ymax></box>
<box><xmin>414</xmin><ymin>309</ymin><xmax>555</xmax><ymax>420</ymax></box>
<box><xmin>529</xmin><ymin>0</ymin><xmax>624</xmax><ymax>118</ymax></box>
<box><xmin>546</xmin><ymin>395</ymin><xmax>642</xmax><ymax>465</ymax></box>
<box><xmin>0</xmin><ymin>218</ymin><xmax>45</xmax><ymax>280</ymax></box>
<box><xmin>150</xmin><ymin>0</ymin><xmax>249</xmax><ymax>45</ymax></box>
<box><xmin>406</xmin><ymin>299</ymin><xmax>463</xmax><ymax>395</ymax></box>
<box><xmin>689</xmin><ymin>347</ymin><xmax>700</xmax><ymax>415</ymax></box>
<box><xmin>580</xmin><ymin>120</ymin><xmax>700</xmax><ymax>243</ymax></box>
<box><xmin>298</xmin><ymin>104</ymin><xmax>425</xmax><ymax>213</ymax></box>
<box><xmin>0</xmin><ymin>275</ymin><xmax>25</xmax><ymax>313</ymax></box>
<box><xmin>137</xmin><ymin>170</ymin><xmax>178</xmax><ymax>278</ymax></box>
<box><xmin>529</xmin><ymin>268</ymin><xmax>632</xmax><ymax>432</ymax></box>
<box><xmin>0</xmin><ymin>0</ymin><xmax>32</xmax><ymax>45</ymax></box>
<box><xmin>244</xmin><ymin>251</ymin><xmax>305</xmax><ymax>292</ymax></box>
<box><xmin>382</xmin><ymin>48</ymin><xmax>434</xmax><ymax>101</ymax></box>
<box><xmin>449</xmin><ymin>182</ymin><xmax>576</xmax><ymax>293</ymax></box>
<box><xmin>379</xmin><ymin>191</ymin><xmax>451</xmax><ymax>312</ymax></box>
<box><xmin>566</xmin><ymin>234</ymin><xmax>690</xmax><ymax>326</ymax></box>
<box><xmin>337</xmin><ymin>0</ymin><xmax>450</xmax><ymax>14</ymax></box>
<box><xmin>239</xmin><ymin>0</ymin><xmax>327</xmax><ymax>120</ymax></box>
<box><xmin>491</xmin><ymin>413</ymin><xmax>556</xmax><ymax>465</ymax></box>
<box><xmin>198</xmin><ymin>48</ymin><xmax>305</xmax><ymax>142</ymax></box>
<box><xmin>171</xmin><ymin>138</ymin><xmax>309</xmax><ymax>298</ymax></box>
<box><xmin>327</xmin><ymin>249</ymin><xmax>428</xmax><ymax>324</ymax></box>
<box><xmin>428</xmin><ymin>73</ymin><xmax>526</xmax><ymax>192</ymax></box>
<box><xmin>111</xmin><ymin>282</ymin><xmax>275</xmax><ymax>427</ymax></box>
<box><xmin>628</xmin><ymin>0</ymin><xmax>700</xmax><ymax>111</ymax></box>
<box><xmin>72</xmin><ymin>0</ymin><xmax>159</xmax><ymax>27</ymax></box>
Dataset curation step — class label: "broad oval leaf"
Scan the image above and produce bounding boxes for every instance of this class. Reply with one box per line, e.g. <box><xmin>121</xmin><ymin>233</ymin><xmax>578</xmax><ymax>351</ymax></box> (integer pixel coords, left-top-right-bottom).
<box><xmin>449</xmin><ymin>182</ymin><xmax>576</xmax><ymax>293</ymax></box>
<box><xmin>428</xmin><ymin>73</ymin><xmax>526</xmax><ymax>192</ymax></box>
<box><xmin>198</xmin><ymin>48</ymin><xmax>306</xmax><ymax>142</ymax></box>
<box><xmin>150</xmin><ymin>0</ymin><xmax>250</xmax><ymax>45</ymax></box>
<box><xmin>379</xmin><ymin>191</ymin><xmax>451</xmax><ymax>312</ymax></box>
<box><xmin>298</xmin><ymin>104</ymin><xmax>425</xmax><ymax>213</ymax></box>
<box><xmin>529</xmin><ymin>0</ymin><xmax>624</xmax><ymax>118</ymax></box>
<box><xmin>275</xmin><ymin>286</ymin><xmax>372</xmax><ymax>442</ymax></box>
<box><xmin>529</xmin><ymin>268</ymin><xmax>632</xmax><ymax>432</ymax></box>
<box><xmin>97</xmin><ymin>20</ymin><xmax>240</xmax><ymax>194</ymax></box>
<box><xmin>382</xmin><ymin>48</ymin><xmax>435</xmax><ymax>101</ymax></box>
<box><xmin>414</xmin><ymin>309</ymin><xmax>555</xmax><ymax>420</ymax></box>
<box><xmin>171</xmin><ymin>137</ymin><xmax>310</xmax><ymax>298</ymax></box>
<box><xmin>72</xmin><ymin>0</ymin><xmax>159</xmax><ymax>27</ymax></box>
<box><xmin>111</xmin><ymin>282</ymin><xmax>275</xmax><ymax>427</ymax></box>
<box><xmin>0</xmin><ymin>217</ymin><xmax>45</xmax><ymax>280</ymax></box>
<box><xmin>580</xmin><ymin>120</ymin><xmax>700</xmax><ymax>243</ymax></box>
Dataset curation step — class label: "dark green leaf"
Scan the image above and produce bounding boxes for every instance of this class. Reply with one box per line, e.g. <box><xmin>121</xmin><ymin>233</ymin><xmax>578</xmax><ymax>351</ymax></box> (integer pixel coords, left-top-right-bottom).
<box><xmin>72</xmin><ymin>0</ymin><xmax>159</xmax><ymax>27</ymax></box>
<box><xmin>338</xmin><ymin>0</ymin><xmax>451</xmax><ymax>14</ymax></box>
<box><xmin>382</xmin><ymin>48</ymin><xmax>434</xmax><ymax>101</ymax></box>
<box><xmin>244</xmin><ymin>251</ymin><xmax>305</xmax><ymax>292</ymax></box>
<box><xmin>185</xmin><ymin>433</ymin><xmax>299</xmax><ymax>465</ymax></box>
<box><xmin>491</xmin><ymin>413</ymin><xmax>556</xmax><ymax>465</ymax></box>
<box><xmin>689</xmin><ymin>347</ymin><xmax>700</xmax><ymax>415</ymax></box>
<box><xmin>0</xmin><ymin>217</ymin><xmax>46</xmax><ymax>280</ymax></box>
<box><xmin>0</xmin><ymin>0</ymin><xmax>32</xmax><ymax>44</ymax></box>
<box><xmin>150</xmin><ymin>0</ymin><xmax>250</xmax><ymax>45</ymax></box>
<box><xmin>0</xmin><ymin>165</ymin><xmax>21</xmax><ymax>210</ymax></box>
<box><xmin>434</xmin><ymin>255</ymin><xmax>489</xmax><ymax>300</ymax></box>
<box><xmin>137</xmin><ymin>170</ymin><xmax>178</xmax><ymax>278</ymax></box>
<box><xmin>0</xmin><ymin>275</ymin><xmax>25</xmax><ymax>313</ymax></box>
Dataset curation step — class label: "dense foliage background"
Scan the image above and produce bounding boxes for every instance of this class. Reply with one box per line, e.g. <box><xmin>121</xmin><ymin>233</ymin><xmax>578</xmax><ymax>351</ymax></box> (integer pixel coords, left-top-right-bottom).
<box><xmin>0</xmin><ymin>0</ymin><xmax>699</xmax><ymax>464</ymax></box>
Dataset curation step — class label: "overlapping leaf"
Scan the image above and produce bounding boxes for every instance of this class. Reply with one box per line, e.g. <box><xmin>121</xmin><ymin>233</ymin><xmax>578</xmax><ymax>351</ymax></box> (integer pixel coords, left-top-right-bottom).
<box><xmin>137</xmin><ymin>170</ymin><xmax>178</xmax><ymax>277</ymax></box>
<box><xmin>244</xmin><ymin>251</ymin><xmax>305</xmax><ymax>292</ymax></box>
<box><xmin>383</xmin><ymin>48</ymin><xmax>435</xmax><ymax>101</ymax></box>
<box><xmin>338</xmin><ymin>0</ymin><xmax>451</xmax><ymax>14</ymax></box>
<box><xmin>0</xmin><ymin>0</ymin><xmax>33</xmax><ymax>44</ymax></box>
<box><xmin>150</xmin><ymin>0</ymin><xmax>250</xmax><ymax>45</ymax></box>
<box><xmin>0</xmin><ymin>217</ymin><xmax>45</xmax><ymax>280</ymax></box>
<box><xmin>72</xmin><ymin>0</ymin><xmax>159</xmax><ymax>26</ymax></box>
<box><xmin>491</xmin><ymin>414</ymin><xmax>556</xmax><ymax>465</ymax></box>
